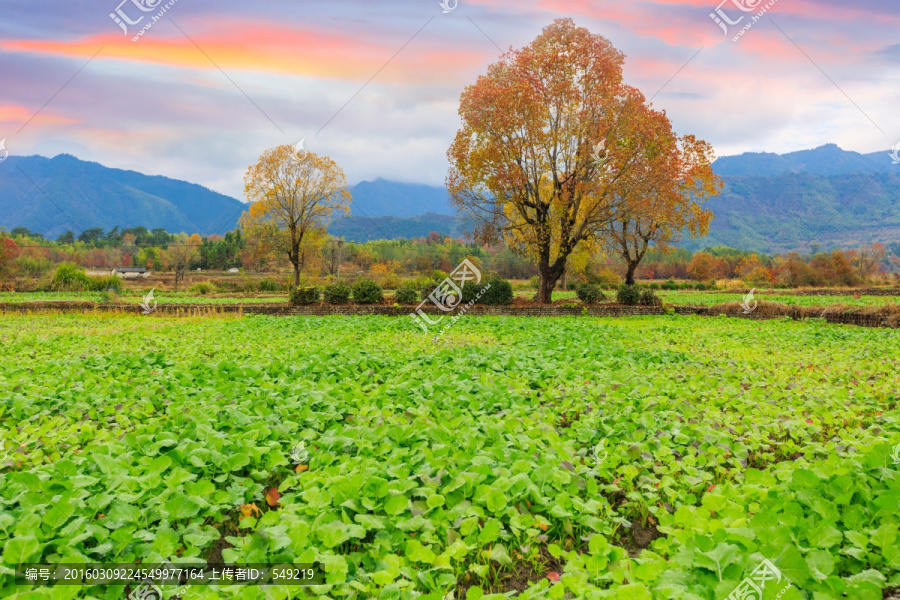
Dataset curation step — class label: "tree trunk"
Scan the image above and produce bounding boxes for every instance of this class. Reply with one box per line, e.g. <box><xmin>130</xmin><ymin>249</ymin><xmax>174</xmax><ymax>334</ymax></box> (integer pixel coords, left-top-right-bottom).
<box><xmin>625</xmin><ymin>262</ymin><xmax>638</xmax><ymax>286</ymax></box>
<box><xmin>537</xmin><ymin>261</ymin><xmax>566</xmax><ymax>304</ymax></box>
<box><xmin>536</xmin><ymin>274</ymin><xmax>553</xmax><ymax>304</ymax></box>
<box><xmin>290</xmin><ymin>227</ymin><xmax>303</xmax><ymax>287</ymax></box>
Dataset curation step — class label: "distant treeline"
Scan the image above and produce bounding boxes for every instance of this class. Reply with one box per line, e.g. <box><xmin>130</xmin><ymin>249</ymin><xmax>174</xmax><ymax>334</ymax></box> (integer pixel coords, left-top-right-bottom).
<box><xmin>1</xmin><ymin>226</ymin><xmax>898</xmax><ymax>288</ymax></box>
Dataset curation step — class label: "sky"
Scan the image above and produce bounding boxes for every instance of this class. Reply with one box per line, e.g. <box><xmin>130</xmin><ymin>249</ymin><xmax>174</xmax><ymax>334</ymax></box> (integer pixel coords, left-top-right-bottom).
<box><xmin>1</xmin><ymin>0</ymin><xmax>898</xmax><ymax>200</ymax></box>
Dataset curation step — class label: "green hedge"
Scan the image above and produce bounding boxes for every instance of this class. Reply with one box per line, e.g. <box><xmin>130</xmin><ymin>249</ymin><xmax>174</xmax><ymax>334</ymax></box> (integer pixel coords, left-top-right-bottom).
<box><xmin>576</xmin><ymin>283</ymin><xmax>605</xmax><ymax>304</ymax></box>
<box><xmin>50</xmin><ymin>263</ymin><xmax>122</xmax><ymax>292</ymax></box>
<box><xmin>353</xmin><ymin>279</ymin><xmax>383</xmax><ymax>304</ymax></box>
<box><xmin>394</xmin><ymin>284</ymin><xmax>419</xmax><ymax>305</ymax></box>
<box><xmin>323</xmin><ymin>282</ymin><xmax>352</xmax><ymax>304</ymax></box>
<box><xmin>480</xmin><ymin>277</ymin><xmax>513</xmax><ymax>305</ymax></box>
<box><xmin>289</xmin><ymin>286</ymin><xmax>320</xmax><ymax>305</ymax></box>
<box><xmin>639</xmin><ymin>289</ymin><xmax>662</xmax><ymax>306</ymax></box>
<box><xmin>617</xmin><ymin>284</ymin><xmax>641</xmax><ymax>306</ymax></box>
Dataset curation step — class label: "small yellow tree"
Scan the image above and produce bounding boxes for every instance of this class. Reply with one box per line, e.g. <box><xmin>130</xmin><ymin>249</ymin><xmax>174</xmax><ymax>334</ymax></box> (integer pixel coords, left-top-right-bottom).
<box><xmin>240</xmin><ymin>145</ymin><xmax>352</xmax><ymax>286</ymax></box>
<box><xmin>164</xmin><ymin>233</ymin><xmax>201</xmax><ymax>290</ymax></box>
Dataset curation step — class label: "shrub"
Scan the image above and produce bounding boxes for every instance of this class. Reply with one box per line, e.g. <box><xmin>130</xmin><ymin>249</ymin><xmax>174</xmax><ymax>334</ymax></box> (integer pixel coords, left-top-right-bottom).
<box><xmin>661</xmin><ymin>279</ymin><xmax>679</xmax><ymax>291</ymax></box>
<box><xmin>381</xmin><ymin>274</ymin><xmax>401</xmax><ymax>291</ymax></box>
<box><xmin>93</xmin><ymin>275</ymin><xmax>122</xmax><ymax>292</ymax></box>
<box><xmin>639</xmin><ymin>289</ymin><xmax>662</xmax><ymax>306</ymax></box>
<box><xmin>189</xmin><ymin>282</ymin><xmax>216</xmax><ymax>295</ymax></box>
<box><xmin>353</xmin><ymin>279</ymin><xmax>383</xmax><ymax>304</ymax></box>
<box><xmin>419</xmin><ymin>278</ymin><xmax>442</xmax><ymax>300</ymax></box>
<box><xmin>394</xmin><ymin>284</ymin><xmax>419</xmax><ymax>305</ymax></box>
<box><xmin>585</xmin><ymin>267</ymin><xmax>621</xmax><ymax>288</ymax></box>
<box><xmin>50</xmin><ymin>263</ymin><xmax>93</xmax><ymax>291</ymax></box>
<box><xmin>15</xmin><ymin>256</ymin><xmax>53</xmax><ymax>277</ymax></box>
<box><xmin>617</xmin><ymin>284</ymin><xmax>641</xmax><ymax>306</ymax></box>
<box><xmin>324</xmin><ymin>282</ymin><xmax>352</xmax><ymax>304</ymax></box>
<box><xmin>649</xmin><ymin>283</ymin><xmax>660</xmax><ymax>290</ymax></box>
<box><xmin>289</xmin><ymin>286</ymin><xmax>320</xmax><ymax>305</ymax></box>
<box><xmin>459</xmin><ymin>279</ymin><xmax>483</xmax><ymax>303</ymax></box>
<box><xmin>240</xmin><ymin>279</ymin><xmax>259</xmax><ymax>292</ymax></box>
<box><xmin>481</xmin><ymin>277</ymin><xmax>513</xmax><ymax>305</ymax></box>
<box><xmin>258</xmin><ymin>278</ymin><xmax>282</xmax><ymax>292</ymax></box>
<box><xmin>216</xmin><ymin>280</ymin><xmax>240</xmax><ymax>292</ymax></box>
<box><xmin>576</xmin><ymin>283</ymin><xmax>605</xmax><ymax>304</ymax></box>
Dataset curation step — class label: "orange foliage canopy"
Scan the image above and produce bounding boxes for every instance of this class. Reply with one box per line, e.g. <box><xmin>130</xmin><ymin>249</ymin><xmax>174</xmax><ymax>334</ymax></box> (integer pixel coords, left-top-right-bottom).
<box><xmin>447</xmin><ymin>18</ymin><xmax>721</xmax><ymax>299</ymax></box>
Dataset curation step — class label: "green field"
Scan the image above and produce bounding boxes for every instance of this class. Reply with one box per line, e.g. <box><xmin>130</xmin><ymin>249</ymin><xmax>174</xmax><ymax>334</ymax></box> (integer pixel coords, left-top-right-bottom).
<box><xmin>2</xmin><ymin>289</ymin><xmax>899</xmax><ymax>310</ymax></box>
<box><xmin>0</xmin><ymin>292</ymin><xmax>286</xmax><ymax>305</ymax></box>
<box><xmin>656</xmin><ymin>291</ymin><xmax>900</xmax><ymax>308</ymax></box>
<box><xmin>1</xmin><ymin>314</ymin><xmax>899</xmax><ymax>599</ymax></box>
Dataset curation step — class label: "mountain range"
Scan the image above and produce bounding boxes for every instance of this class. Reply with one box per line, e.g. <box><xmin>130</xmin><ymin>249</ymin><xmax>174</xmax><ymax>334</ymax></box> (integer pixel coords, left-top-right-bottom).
<box><xmin>1</xmin><ymin>145</ymin><xmax>898</xmax><ymax>252</ymax></box>
<box><xmin>0</xmin><ymin>154</ymin><xmax>245</xmax><ymax>238</ymax></box>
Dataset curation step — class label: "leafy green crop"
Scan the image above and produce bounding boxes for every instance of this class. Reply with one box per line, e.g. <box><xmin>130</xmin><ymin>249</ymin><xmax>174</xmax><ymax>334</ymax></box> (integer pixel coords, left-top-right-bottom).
<box><xmin>1</xmin><ymin>313</ymin><xmax>898</xmax><ymax>599</ymax></box>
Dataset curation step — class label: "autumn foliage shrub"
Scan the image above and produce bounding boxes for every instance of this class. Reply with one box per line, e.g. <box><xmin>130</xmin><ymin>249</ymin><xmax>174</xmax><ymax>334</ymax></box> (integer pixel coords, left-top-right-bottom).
<box><xmin>289</xmin><ymin>286</ymin><xmax>320</xmax><ymax>305</ymax></box>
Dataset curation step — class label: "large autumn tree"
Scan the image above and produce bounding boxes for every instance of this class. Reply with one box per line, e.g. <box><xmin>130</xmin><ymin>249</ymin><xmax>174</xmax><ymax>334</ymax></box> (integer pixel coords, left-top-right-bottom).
<box><xmin>447</xmin><ymin>19</ymin><xmax>719</xmax><ymax>301</ymax></box>
<box><xmin>240</xmin><ymin>145</ymin><xmax>351</xmax><ymax>286</ymax></box>
<box><xmin>605</xmin><ymin>103</ymin><xmax>720</xmax><ymax>285</ymax></box>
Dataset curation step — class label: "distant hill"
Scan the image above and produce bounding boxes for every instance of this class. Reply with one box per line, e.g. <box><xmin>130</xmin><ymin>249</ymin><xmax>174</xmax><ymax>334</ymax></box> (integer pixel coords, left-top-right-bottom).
<box><xmin>712</xmin><ymin>143</ymin><xmax>890</xmax><ymax>177</ymax></box>
<box><xmin>0</xmin><ymin>157</ymin><xmax>456</xmax><ymax>239</ymax></box>
<box><xmin>329</xmin><ymin>212</ymin><xmax>463</xmax><ymax>242</ymax></box>
<box><xmin>0</xmin><ymin>154</ymin><xmax>246</xmax><ymax>237</ymax></box>
<box><xmin>4</xmin><ymin>146</ymin><xmax>900</xmax><ymax>252</ymax></box>
<box><xmin>349</xmin><ymin>178</ymin><xmax>453</xmax><ymax>217</ymax></box>
<box><xmin>699</xmin><ymin>170</ymin><xmax>900</xmax><ymax>253</ymax></box>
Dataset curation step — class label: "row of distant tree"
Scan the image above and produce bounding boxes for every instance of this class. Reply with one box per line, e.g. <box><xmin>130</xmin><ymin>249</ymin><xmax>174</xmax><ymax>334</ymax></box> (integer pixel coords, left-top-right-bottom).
<box><xmin>1</xmin><ymin>225</ymin><xmax>897</xmax><ymax>289</ymax></box>
<box><xmin>8</xmin><ymin>226</ymin><xmax>173</xmax><ymax>248</ymax></box>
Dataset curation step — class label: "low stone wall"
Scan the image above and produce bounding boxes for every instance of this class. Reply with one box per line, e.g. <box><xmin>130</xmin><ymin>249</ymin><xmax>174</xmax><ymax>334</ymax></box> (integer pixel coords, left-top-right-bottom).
<box><xmin>759</xmin><ymin>287</ymin><xmax>900</xmax><ymax>297</ymax></box>
<box><xmin>0</xmin><ymin>301</ymin><xmax>897</xmax><ymax>329</ymax></box>
<box><xmin>688</xmin><ymin>305</ymin><xmax>899</xmax><ymax>329</ymax></box>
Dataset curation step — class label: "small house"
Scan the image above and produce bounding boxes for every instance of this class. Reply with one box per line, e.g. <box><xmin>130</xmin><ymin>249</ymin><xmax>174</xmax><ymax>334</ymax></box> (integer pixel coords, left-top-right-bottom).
<box><xmin>112</xmin><ymin>267</ymin><xmax>150</xmax><ymax>279</ymax></box>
